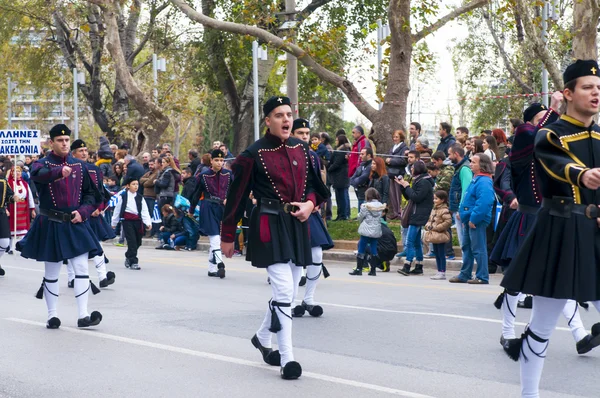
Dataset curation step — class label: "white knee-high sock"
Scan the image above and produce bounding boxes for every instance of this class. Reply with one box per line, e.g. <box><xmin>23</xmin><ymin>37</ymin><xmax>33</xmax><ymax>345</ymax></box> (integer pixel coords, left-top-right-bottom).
<box><xmin>43</xmin><ymin>262</ymin><xmax>61</xmax><ymax>319</ymax></box>
<box><xmin>502</xmin><ymin>291</ymin><xmax>519</xmax><ymax>339</ymax></box>
<box><xmin>92</xmin><ymin>255</ymin><xmax>107</xmax><ymax>282</ymax></box>
<box><xmin>208</xmin><ymin>235</ymin><xmax>221</xmax><ymax>272</ymax></box>
<box><xmin>520</xmin><ymin>297</ymin><xmax>567</xmax><ymax>398</ymax></box>
<box><xmin>261</xmin><ymin>263</ymin><xmax>301</xmax><ymax>367</ymax></box>
<box><xmin>304</xmin><ymin>247</ymin><xmax>323</xmax><ymax>305</ymax></box>
<box><xmin>0</xmin><ymin>237</ymin><xmax>9</xmax><ymax>260</ymax></box>
<box><xmin>563</xmin><ymin>300</ymin><xmax>587</xmax><ymax>342</ymax></box>
<box><xmin>66</xmin><ymin>261</ymin><xmax>75</xmax><ymax>282</ymax></box>
<box><xmin>256</xmin><ymin>302</ymin><xmax>273</xmax><ymax>348</ymax></box>
<box><xmin>71</xmin><ymin>253</ymin><xmax>91</xmax><ymax>319</ymax></box>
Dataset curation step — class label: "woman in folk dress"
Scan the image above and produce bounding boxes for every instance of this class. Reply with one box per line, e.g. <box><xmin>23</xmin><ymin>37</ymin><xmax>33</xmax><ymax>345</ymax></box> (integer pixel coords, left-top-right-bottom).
<box><xmin>7</xmin><ymin>166</ymin><xmax>36</xmax><ymax>237</ymax></box>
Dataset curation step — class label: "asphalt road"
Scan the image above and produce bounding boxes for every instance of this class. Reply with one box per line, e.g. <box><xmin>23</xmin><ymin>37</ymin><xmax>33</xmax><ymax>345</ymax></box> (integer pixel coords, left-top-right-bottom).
<box><xmin>0</xmin><ymin>244</ymin><xmax>597</xmax><ymax>398</ymax></box>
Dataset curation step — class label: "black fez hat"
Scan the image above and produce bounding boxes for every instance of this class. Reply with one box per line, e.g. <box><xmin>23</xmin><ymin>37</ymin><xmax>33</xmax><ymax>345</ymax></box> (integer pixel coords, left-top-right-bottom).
<box><xmin>263</xmin><ymin>96</ymin><xmax>291</xmax><ymax>117</ymax></box>
<box><xmin>123</xmin><ymin>176</ymin><xmax>138</xmax><ymax>186</ymax></box>
<box><xmin>70</xmin><ymin>139</ymin><xmax>87</xmax><ymax>151</ymax></box>
<box><xmin>211</xmin><ymin>149</ymin><xmax>225</xmax><ymax>159</ymax></box>
<box><xmin>49</xmin><ymin>124</ymin><xmax>71</xmax><ymax>139</ymax></box>
<box><xmin>523</xmin><ymin>103</ymin><xmax>547</xmax><ymax>123</ymax></box>
<box><xmin>563</xmin><ymin>59</ymin><xmax>600</xmax><ymax>85</ymax></box>
<box><xmin>292</xmin><ymin>118</ymin><xmax>310</xmax><ymax>132</ymax></box>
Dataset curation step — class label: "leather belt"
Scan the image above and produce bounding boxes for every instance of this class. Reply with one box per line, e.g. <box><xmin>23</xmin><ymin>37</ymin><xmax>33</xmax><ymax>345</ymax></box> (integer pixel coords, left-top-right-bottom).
<box><xmin>517</xmin><ymin>204</ymin><xmax>540</xmax><ymax>215</ymax></box>
<box><xmin>40</xmin><ymin>208</ymin><xmax>74</xmax><ymax>223</ymax></box>
<box><xmin>206</xmin><ymin>198</ymin><xmax>224</xmax><ymax>205</ymax></box>
<box><xmin>260</xmin><ymin>198</ymin><xmax>299</xmax><ymax>215</ymax></box>
<box><xmin>541</xmin><ymin>198</ymin><xmax>600</xmax><ymax>219</ymax></box>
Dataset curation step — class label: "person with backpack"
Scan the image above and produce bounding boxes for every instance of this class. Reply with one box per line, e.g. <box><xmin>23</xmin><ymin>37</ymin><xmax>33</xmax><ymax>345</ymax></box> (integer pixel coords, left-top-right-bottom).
<box><xmin>349</xmin><ymin>188</ymin><xmax>387</xmax><ymax>276</ymax></box>
<box><xmin>111</xmin><ymin>178</ymin><xmax>152</xmax><ymax>270</ymax></box>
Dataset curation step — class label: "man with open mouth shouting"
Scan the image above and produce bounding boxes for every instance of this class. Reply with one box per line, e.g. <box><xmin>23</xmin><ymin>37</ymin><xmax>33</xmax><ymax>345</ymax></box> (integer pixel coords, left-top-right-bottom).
<box><xmin>220</xmin><ymin>96</ymin><xmax>330</xmax><ymax>380</ymax></box>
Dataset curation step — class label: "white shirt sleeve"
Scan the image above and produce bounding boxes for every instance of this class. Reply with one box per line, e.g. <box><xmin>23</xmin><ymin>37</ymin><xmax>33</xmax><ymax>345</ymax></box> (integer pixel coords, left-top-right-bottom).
<box><xmin>27</xmin><ymin>185</ymin><xmax>35</xmax><ymax>208</ymax></box>
<box><xmin>111</xmin><ymin>195</ymin><xmax>122</xmax><ymax>227</ymax></box>
<box><xmin>140</xmin><ymin>196</ymin><xmax>152</xmax><ymax>226</ymax></box>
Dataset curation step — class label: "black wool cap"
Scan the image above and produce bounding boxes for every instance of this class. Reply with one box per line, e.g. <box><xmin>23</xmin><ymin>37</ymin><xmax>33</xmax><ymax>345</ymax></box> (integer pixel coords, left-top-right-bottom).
<box><xmin>70</xmin><ymin>139</ymin><xmax>87</xmax><ymax>151</ymax></box>
<box><xmin>211</xmin><ymin>149</ymin><xmax>225</xmax><ymax>159</ymax></box>
<box><xmin>523</xmin><ymin>103</ymin><xmax>547</xmax><ymax>123</ymax></box>
<box><xmin>292</xmin><ymin>118</ymin><xmax>310</xmax><ymax>132</ymax></box>
<box><xmin>263</xmin><ymin>96</ymin><xmax>291</xmax><ymax>118</ymax></box>
<box><xmin>49</xmin><ymin>124</ymin><xmax>71</xmax><ymax>139</ymax></box>
<box><xmin>563</xmin><ymin>59</ymin><xmax>600</xmax><ymax>85</ymax></box>
<box><xmin>123</xmin><ymin>177</ymin><xmax>138</xmax><ymax>186</ymax></box>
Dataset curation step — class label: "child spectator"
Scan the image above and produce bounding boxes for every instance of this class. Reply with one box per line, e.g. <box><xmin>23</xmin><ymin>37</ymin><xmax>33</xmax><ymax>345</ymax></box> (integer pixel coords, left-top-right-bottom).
<box><xmin>156</xmin><ymin>204</ymin><xmax>183</xmax><ymax>250</ymax></box>
<box><xmin>424</xmin><ymin>190</ymin><xmax>453</xmax><ymax>280</ymax></box>
<box><xmin>349</xmin><ymin>188</ymin><xmax>387</xmax><ymax>276</ymax></box>
<box><xmin>111</xmin><ymin>178</ymin><xmax>152</xmax><ymax>270</ymax></box>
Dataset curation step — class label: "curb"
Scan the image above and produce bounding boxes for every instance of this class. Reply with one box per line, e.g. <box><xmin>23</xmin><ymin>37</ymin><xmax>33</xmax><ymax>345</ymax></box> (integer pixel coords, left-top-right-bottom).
<box><xmin>111</xmin><ymin>238</ymin><xmax>464</xmax><ymax>271</ymax></box>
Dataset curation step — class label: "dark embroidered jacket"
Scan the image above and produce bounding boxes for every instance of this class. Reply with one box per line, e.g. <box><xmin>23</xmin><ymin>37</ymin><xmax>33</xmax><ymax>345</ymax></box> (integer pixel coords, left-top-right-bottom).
<box><xmin>30</xmin><ymin>152</ymin><xmax>101</xmax><ymax>220</ymax></box>
<box><xmin>190</xmin><ymin>168</ymin><xmax>232</xmax><ymax>210</ymax></box>
<box><xmin>534</xmin><ymin>114</ymin><xmax>600</xmax><ymax>205</ymax></box>
<box><xmin>220</xmin><ymin>131</ymin><xmax>329</xmax><ymax>242</ymax></box>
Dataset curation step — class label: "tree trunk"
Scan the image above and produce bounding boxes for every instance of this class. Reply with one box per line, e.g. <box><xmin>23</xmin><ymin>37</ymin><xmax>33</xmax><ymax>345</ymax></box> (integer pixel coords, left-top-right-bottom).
<box><xmin>572</xmin><ymin>0</ymin><xmax>600</xmax><ymax>60</ymax></box>
<box><xmin>102</xmin><ymin>1</ymin><xmax>170</xmax><ymax>156</ymax></box>
<box><xmin>370</xmin><ymin>0</ymin><xmax>412</xmax><ymax>155</ymax></box>
<box><xmin>113</xmin><ymin>80</ymin><xmax>130</xmax><ymax>122</ymax></box>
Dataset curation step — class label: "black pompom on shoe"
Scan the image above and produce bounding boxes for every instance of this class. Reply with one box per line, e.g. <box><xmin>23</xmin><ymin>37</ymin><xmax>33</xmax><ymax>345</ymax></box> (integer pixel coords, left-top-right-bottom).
<box><xmin>251</xmin><ymin>334</ymin><xmax>280</xmax><ymax>366</ymax></box>
<box><xmin>280</xmin><ymin>361</ymin><xmax>302</xmax><ymax>380</ymax></box>
<box><xmin>46</xmin><ymin>317</ymin><xmax>61</xmax><ymax>329</ymax></box>
<box><xmin>0</xmin><ymin>266</ymin><xmax>5</xmax><ymax>276</ymax></box>
<box><xmin>77</xmin><ymin>311</ymin><xmax>102</xmax><ymax>328</ymax></box>
<box><xmin>292</xmin><ymin>305</ymin><xmax>305</xmax><ymax>318</ymax></box>
<box><xmin>308</xmin><ymin>304</ymin><xmax>323</xmax><ymax>317</ymax></box>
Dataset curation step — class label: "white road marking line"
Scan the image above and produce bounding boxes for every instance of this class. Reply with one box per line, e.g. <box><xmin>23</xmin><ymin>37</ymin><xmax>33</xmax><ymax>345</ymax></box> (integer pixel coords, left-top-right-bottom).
<box><xmin>313</xmin><ymin>302</ymin><xmax>572</xmax><ymax>333</ymax></box>
<box><xmin>5</xmin><ymin>317</ymin><xmax>434</xmax><ymax>398</ymax></box>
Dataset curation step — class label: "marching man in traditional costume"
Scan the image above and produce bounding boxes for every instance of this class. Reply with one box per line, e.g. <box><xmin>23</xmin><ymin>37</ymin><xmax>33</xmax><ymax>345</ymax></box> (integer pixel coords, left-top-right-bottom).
<box><xmin>189</xmin><ymin>149</ymin><xmax>232</xmax><ymax>278</ymax></box>
<box><xmin>0</xmin><ymin>176</ymin><xmax>22</xmax><ymax>276</ymax></box>
<box><xmin>289</xmin><ymin>118</ymin><xmax>333</xmax><ymax>318</ymax></box>
<box><xmin>492</xmin><ymin>101</ymin><xmax>599</xmax><ymax>356</ymax></box>
<box><xmin>17</xmin><ymin>124</ymin><xmax>104</xmax><ymax>329</ymax></box>
<box><xmin>67</xmin><ymin>139</ymin><xmax>116</xmax><ymax>288</ymax></box>
<box><xmin>501</xmin><ymin>60</ymin><xmax>600</xmax><ymax>397</ymax></box>
<box><xmin>220</xmin><ymin>96</ymin><xmax>329</xmax><ymax>380</ymax></box>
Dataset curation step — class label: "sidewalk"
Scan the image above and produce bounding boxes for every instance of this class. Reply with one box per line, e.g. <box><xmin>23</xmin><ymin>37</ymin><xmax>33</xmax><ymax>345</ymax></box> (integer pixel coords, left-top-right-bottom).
<box><xmin>118</xmin><ymin>236</ymin><xmax>465</xmax><ymax>271</ymax></box>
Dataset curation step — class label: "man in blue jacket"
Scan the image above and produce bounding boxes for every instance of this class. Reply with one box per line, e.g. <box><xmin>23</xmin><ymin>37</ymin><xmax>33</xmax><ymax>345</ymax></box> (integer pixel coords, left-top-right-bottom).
<box><xmin>450</xmin><ymin>153</ymin><xmax>495</xmax><ymax>284</ymax></box>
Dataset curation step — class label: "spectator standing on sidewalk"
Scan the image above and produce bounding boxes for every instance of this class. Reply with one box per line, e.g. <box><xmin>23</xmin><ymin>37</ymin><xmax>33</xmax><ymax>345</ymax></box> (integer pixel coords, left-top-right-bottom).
<box><xmin>328</xmin><ymin>135</ymin><xmax>351</xmax><ymax>220</ymax></box>
<box><xmin>436</xmin><ymin>122</ymin><xmax>456</xmax><ymax>157</ymax></box>
<box><xmin>349</xmin><ymin>147</ymin><xmax>373</xmax><ymax>211</ymax></box>
<box><xmin>449</xmin><ymin>154</ymin><xmax>495</xmax><ymax>284</ymax></box>
<box><xmin>386</xmin><ymin>130</ymin><xmax>409</xmax><ymax>220</ymax></box>
<box><xmin>347</xmin><ymin>126</ymin><xmax>371</xmax><ymax>178</ymax></box>
<box><xmin>423</xmin><ymin>190</ymin><xmax>453</xmax><ymax>280</ymax></box>
<box><xmin>448</xmin><ymin>144</ymin><xmax>473</xmax><ymax>249</ymax></box>
<box><xmin>396</xmin><ymin>161</ymin><xmax>434</xmax><ymax>276</ymax></box>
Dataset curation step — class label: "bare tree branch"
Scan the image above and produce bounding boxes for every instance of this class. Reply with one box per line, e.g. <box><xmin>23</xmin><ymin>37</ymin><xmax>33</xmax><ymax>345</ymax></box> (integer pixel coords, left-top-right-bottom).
<box><xmin>514</xmin><ymin>0</ymin><xmax>562</xmax><ymax>88</ymax></box>
<box><xmin>412</xmin><ymin>0</ymin><xmax>490</xmax><ymax>43</ymax></box>
<box><xmin>132</xmin><ymin>57</ymin><xmax>154</xmax><ymax>74</ymax></box>
<box><xmin>169</xmin><ymin>0</ymin><xmax>378</xmax><ymax>120</ymax></box>
<box><xmin>483</xmin><ymin>11</ymin><xmax>533</xmax><ymax>93</ymax></box>
<box><xmin>129</xmin><ymin>2</ymin><xmax>170</xmax><ymax>63</ymax></box>
<box><xmin>297</xmin><ymin>0</ymin><xmax>334</xmax><ymax>21</ymax></box>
